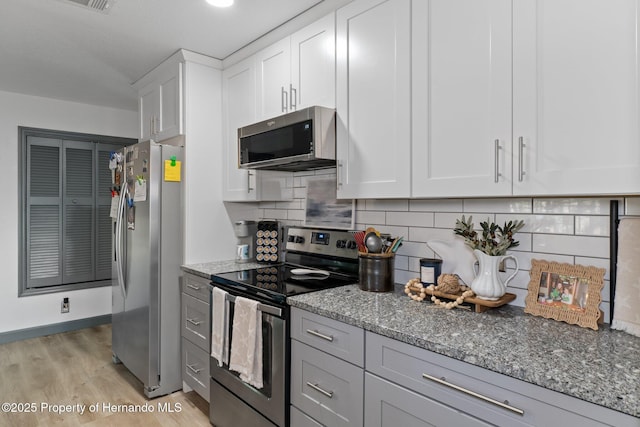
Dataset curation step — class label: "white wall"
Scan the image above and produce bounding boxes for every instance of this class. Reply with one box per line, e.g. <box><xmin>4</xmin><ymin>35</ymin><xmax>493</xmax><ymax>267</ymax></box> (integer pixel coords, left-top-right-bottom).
<box><xmin>259</xmin><ymin>168</ymin><xmax>640</xmax><ymax>323</ymax></box>
<box><xmin>0</xmin><ymin>90</ymin><xmax>137</xmax><ymax>334</ymax></box>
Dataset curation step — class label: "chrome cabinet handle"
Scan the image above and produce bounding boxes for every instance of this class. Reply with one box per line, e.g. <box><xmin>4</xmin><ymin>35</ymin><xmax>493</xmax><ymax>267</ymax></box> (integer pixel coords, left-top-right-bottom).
<box><xmin>290</xmin><ymin>84</ymin><xmax>297</xmax><ymax>110</ymax></box>
<box><xmin>306</xmin><ymin>382</ymin><xmax>334</xmax><ymax>398</ymax></box>
<box><xmin>186</xmin><ymin>283</ymin><xmax>200</xmax><ymax>291</ymax></box>
<box><xmin>518</xmin><ymin>136</ymin><xmax>526</xmax><ymax>182</ymax></box>
<box><xmin>186</xmin><ymin>318</ymin><xmax>202</xmax><ymax>326</ymax></box>
<box><xmin>337</xmin><ymin>161</ymin><xmax>343</xmax><ymax>188</ymax></box>
<box><xmin>422</xmin><ymin>373</ymin><xmax>524</xmax><ymax>416</ymax></box>
<box><xmin>186</xmin><ymin>364</ymin><xmax>202</xmax><ymax>374</ymax></box>
<box><xmin>306</xmin><ymin>329</ymin><xmax>334</xmax><ymax>342</ymax></box>
<box><xmin>494</xmin><ymin>139</ymin><xmax>501</xmax><ymax>183</ymax></box>
<box><xmin>281</xmin><ymin>86</ymin><xmax>288</xmax><ymax>112</ymax></box>
<box><xmin>247</xmin><ymin>171</ymin><xmax>254</xmax><ymax>193</ymax></box>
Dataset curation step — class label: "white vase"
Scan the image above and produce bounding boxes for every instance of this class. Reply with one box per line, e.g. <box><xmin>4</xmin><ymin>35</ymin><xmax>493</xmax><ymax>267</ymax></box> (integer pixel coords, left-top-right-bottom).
<box><xmin>470</xmin><ymin>249</ymin><xmax>519</xmax><ymax>301</ymax></box>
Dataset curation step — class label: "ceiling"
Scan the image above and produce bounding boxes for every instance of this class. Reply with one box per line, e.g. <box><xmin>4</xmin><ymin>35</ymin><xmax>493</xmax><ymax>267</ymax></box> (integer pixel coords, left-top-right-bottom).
<box><xmin>0</xmin><ymin>0</ymin><xmax>346</xmax><ymax>111</ymax></box>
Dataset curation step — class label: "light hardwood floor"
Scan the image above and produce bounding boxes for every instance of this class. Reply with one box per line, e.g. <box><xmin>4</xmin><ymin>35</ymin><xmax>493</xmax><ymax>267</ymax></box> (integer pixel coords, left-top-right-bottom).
<box><xmin>0</xmin><ymin>324</ymin><xmax>211</xmax><ymax>426</ymax></box>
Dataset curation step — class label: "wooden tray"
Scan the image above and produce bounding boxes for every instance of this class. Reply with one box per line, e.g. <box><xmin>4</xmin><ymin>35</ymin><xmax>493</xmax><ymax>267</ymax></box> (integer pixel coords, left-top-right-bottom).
<box><xmin>407</xmin><ymin>284</ymin><xmax>515</xmax><ymax>313</ymax></box>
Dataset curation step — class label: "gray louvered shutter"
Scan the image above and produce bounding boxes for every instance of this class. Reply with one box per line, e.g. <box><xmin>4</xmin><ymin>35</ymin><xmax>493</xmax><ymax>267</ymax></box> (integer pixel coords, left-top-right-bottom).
<box><xmin>63</xmin><ymin>140</ymin><xmax>95</xmax><ymax>284</ymax></box>
<box><xmin>26</xmin><ymin>137</ymin><xmax>62</xmax><ymax>287</ymax></box>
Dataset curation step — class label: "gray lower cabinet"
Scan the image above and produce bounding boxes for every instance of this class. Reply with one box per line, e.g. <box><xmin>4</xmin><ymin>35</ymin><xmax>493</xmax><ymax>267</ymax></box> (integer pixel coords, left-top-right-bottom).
<box><xmin>290</xmin><ymin>307</ymin><xmax>364</xmax><ymax>427</ymax></box>
<box><xmin>365</xmin><ymin>373</ymin><xmax>491</xmax><ymax>427</ymax></box>
<box><xmin>366</xmin><ymin>332</ymin><xmax>638</xmax><ymax>427</ymax></box>
<box><xmin>180</xmin><ymin>272</ymin><xmax>211</xmax><ymax>402</ymax></box>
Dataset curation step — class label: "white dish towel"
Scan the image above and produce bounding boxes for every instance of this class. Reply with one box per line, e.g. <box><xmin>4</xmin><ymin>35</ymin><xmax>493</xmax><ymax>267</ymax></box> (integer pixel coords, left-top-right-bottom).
<box><xmin>210</xmin><ymin>287</ymin><xmax>230</xmax><ymax>367</ymax></box>
<box><xmin>611</xmin><ymin>218</ymin><xmax>640</xmax><ymax>337</ymax></box>
<box><xmin>229</xmin><ymin>296</ymin><xmax>263</xmax><ymax>389</ymax></box>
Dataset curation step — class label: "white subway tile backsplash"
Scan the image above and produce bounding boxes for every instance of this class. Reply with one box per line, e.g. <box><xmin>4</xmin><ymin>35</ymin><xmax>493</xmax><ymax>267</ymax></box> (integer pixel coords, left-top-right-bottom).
<box><xmin>258</xmin><ymin>179</ymin><xmax>633</xmax><ymax>322</ymax></box>
<box><xmin>364</xmin><ymin>199</ymin><xmax>409</xmax><ymax>211</ymax></box>
<box><xmin>532</xmin><ymin>234</ymin><xmax>609</xmax><ymax>258</ymax></box>
<box><xmin>464</xmin><ymin>198</ymin><xmax>532</xmax><ymax>213</ymax></box>
<box><xmin>625</xmin><ymin>197</ymin><xmax>640</xmax><ymax>215</ymax></box>
<box><xmin>386</xmin><ymin>211</ymin><xmax>434</xmax><ymax>227</ymax></box>
<box><xmin>410</xmin><ymin>199</ymin><xmax>464</xmax><ymax>212</ymax></box>
<box><xmin>409</xmin><ymin>227</ymin><xmax>455</xmax><ymax>243</ymax></box>
<box><xmin>434</xmin><ymin>212</ymin><xmax>464</xmax><ymax>229</ymax></box>
<box><xmin>533</xmin><ymin>198</ymin><xmax>622</xmax><ymax>214</ymax></box>
<box><xmin>575</xmin><ymin>216</ymin><xmax>609</xmax><ymax>236</ymax></box>
<box><xmin>355</xmin><ymin>210</ymin><xmax>385</xmax><ymax>225</ymax></box>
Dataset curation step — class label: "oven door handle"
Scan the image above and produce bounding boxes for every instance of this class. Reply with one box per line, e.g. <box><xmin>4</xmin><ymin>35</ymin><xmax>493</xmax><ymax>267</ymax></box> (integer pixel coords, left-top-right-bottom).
<box><xmin>225</xmin><ymin>293</ymin><xmax>282</xmax><ymax>317</ymax></box>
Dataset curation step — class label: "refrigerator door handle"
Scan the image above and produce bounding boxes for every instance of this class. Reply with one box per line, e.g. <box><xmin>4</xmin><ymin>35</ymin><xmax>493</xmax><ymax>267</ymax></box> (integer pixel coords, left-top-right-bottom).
<box><xmin>115</xmin><ymin>184</ymin><xmax>128</xmax><ymax>299</ymax></box>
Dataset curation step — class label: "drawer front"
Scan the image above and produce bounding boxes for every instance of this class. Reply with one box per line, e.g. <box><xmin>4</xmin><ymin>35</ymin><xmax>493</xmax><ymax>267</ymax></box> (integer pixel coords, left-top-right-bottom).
<box><xmin>291</xmin><ymin>307</ymin><xmax>364</xmax><ymax>367</ymax></box>
<box><xmin>182</xmin><ymin>338</ymin><xmax>210</xmax><ymax>402</ymax></box>
<box><xmin>366</xmin><ymin>332</ymin><xmax>627</xmax><ymax>427</ymax></box>
<box><xmin>181</xmin><ymin>293</ymin><xmax>210</xmax><ymax>351</ymax></box>
<box><xmin>290</xmin><ymin>405</ymin><xmax>323</xmax><ymax>427</ymax></box>
<box><xmin>365</xmin><ymin>373</ymin><xmax>491</xmax><ymax>427</ymax></box>
<box><xmin>182</xmin><ymin>273</ymin><xmax>211</xmax><ymax>302</ymax></box>
<box><xmin>291</xmin><ymin>340</ymin><xmax>363</xmax><ymax>427</ymax></box>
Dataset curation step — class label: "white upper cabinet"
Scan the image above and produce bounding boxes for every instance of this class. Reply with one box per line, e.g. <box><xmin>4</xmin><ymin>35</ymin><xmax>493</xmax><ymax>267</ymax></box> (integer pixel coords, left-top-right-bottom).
<box><xmin>412</xmin><ymin>0</ymin><xmax>640</xmax><ymax>198</ymax></box>
<box><xmin>290</xmin><ymin>13</ymin><xmax>336</xmax><ymax>111</ymax></box>
<box><xmin>138</xmin><ymin>62</ymin><xmax>183</xmax><ymax>142</ymax></box>
<box><xmin>336</xmin><ymin>0</ymin><xmax>412</xmax><ymax>199</ymax></box>
<box><xmin>411</xmin><ymin>0</ymin><xmax>512</xmax><ymax>198</ymax></box>
<box><xmin>222</xmin><ymin>57</ymin><xmax>293</xmax><ymax>202</ymax></box>
<box><xmin>512</xmin><ymin>0</ymin><xmax>640</xmax><ymax>196</ymax></box>
<box><xmin>222</xmin><ymin>56</ymin><xmax>259</xmax><ymax>201</ymax></box>
<box><xmin>256</xmin><ymin>13</ymin><xmax>336</xmax><ymax>120</ymax></box>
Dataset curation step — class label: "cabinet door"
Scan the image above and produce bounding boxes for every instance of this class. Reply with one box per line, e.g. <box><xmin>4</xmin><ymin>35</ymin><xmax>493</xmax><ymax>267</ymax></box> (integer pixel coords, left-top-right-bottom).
<box><xmin>513</xmin><ymin>0</ymin><xmax>640</xmax><ymax>195</ymax></box>
<box><xmin>256</xmin><ymin>38</ymin><xmax>291</xmax><ymax>120</ymax></box>
<box><xmin>365</xmin><ymin>373</ymin><xmax>492</xmax><ymax>427</ymax></box>
<box><xmin>336</xmin><ymin>0</ymin><xmax>411</xmax><ymax>199</ymax></box>
<box><xmin>412</xmin><ymin>0</ymin><xmax>512</xmax><ymax>198</ymax></box>
<box><xmin>139</xmin><ymin>82</ymin><xmax>157</xmax><ymax>141</ymax></box>
<box><xmin>156</xmin><ymin>62</ymin><xmax>183</xmax><ymax>141</ymax></box>
<box><xmin>290</xmin><ymin>12</ymin><xmax>336</xmax><ymax>110</ymax></box>
<box><xmin>222</xmin><ymin>57</ymin><xmax>259</xmax><ymax>201</ymax></box>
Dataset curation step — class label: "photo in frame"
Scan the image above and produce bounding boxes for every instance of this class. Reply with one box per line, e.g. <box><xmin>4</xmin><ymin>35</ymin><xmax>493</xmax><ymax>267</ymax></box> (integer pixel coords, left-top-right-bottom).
<box><xmin>524</xmin><ymin>260</ymin><xmax>606</xmax><ymax>330</ymax></box>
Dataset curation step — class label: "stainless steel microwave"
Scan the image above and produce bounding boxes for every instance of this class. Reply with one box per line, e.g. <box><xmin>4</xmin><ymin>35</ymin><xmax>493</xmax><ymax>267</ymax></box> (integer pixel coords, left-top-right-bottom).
<box><xmin>238</xmin><ymin>106</ymin><xmax>336</xmax><ymax>171</ymax></box>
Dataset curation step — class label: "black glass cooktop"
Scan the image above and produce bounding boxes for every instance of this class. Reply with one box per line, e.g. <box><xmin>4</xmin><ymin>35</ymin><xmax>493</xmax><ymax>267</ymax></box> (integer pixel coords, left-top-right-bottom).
<box><xmin>211</xmin><ymin>263</ymin><xmax>357</xmax><ymax>305</ymax></box>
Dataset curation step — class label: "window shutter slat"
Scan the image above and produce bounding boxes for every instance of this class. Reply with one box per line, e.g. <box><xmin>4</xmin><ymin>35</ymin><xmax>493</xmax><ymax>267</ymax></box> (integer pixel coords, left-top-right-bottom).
<box><xmin>63</xmin><ymin>205</ymin><xmax>94</xmax><ymax>282</ymax></box>
<box><xmin>96</xmin><ymin>205</ymin><xmax>112</xmax><ymax>280</ymax></box>
<box><xmin>30</xmin><ymin>145</ymin><xmax>60</xmax><ymax>197</ymax></box>
<box><xmin>29</xmin><ymin>205</ymin><xmax>60</xmax><ymax>281</ymax></box>
<box><xmin>65</xmin><ymin>147</ymin><xmax>93</xmax><ymax>198</ymax></box>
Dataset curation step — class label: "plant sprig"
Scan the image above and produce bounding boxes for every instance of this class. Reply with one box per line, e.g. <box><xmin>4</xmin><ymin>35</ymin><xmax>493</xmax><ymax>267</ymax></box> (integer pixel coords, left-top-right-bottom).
<box><xmin>453</xmin><ymin>215</ymin><xmax>525</xmax><ymax>256</ymax></box>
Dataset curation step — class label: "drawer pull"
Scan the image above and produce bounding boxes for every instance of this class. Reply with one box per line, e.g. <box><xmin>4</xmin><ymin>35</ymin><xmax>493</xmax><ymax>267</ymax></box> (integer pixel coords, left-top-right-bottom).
<box><xmin>422</xmin><ymin>373</ymin><xmax>524</xmax><ymax>416</ymax></box>
<box><xmin>186</xmin><ymin>318</ymin><xmax>202</xmax><ymax>326</ymax></box>
<box><xmin>186</xmin><ymin>284</ymin><xmax>201</xmax><ymax>291</ymax></box>
<box><xmin>306</xmin><ymin>382</ymin><xmax>334</xmax><ymax>398</ymax></box>
<box><xmin>306</xmin><ymin>329</ymin><xmax>334</xmax><ymax>342</ymax></box>
<box><xmin>186</xmin><ymin>363</ymin><xmax>202</xmax><ymax>374</ymax></box>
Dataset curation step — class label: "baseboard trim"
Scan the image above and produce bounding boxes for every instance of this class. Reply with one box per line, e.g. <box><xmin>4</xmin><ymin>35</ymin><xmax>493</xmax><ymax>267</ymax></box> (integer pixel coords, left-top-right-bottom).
<box><xmin>0</xmin><ymin>314</ymin><xmax>112</xmax><ymax>345</ymax></box>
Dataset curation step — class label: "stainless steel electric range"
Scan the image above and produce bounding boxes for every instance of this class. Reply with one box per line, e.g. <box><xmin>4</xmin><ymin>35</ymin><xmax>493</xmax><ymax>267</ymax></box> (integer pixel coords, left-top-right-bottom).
<box><xmin>209</xmin><ymin>226</ymin><xmax>359</xmax><ymax>427</ymax></box>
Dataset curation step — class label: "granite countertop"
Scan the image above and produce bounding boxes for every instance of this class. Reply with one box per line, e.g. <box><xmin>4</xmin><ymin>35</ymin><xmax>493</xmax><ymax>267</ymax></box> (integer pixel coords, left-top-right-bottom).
<box><xmin>287</xmin><ymin>284</ymin><xmax>640</xmax><ymax>418</ymax></box>
<box><xmin>181</xmin><ymin>260</ymin><xmax>263</xmax><ymax>279</ymax></box>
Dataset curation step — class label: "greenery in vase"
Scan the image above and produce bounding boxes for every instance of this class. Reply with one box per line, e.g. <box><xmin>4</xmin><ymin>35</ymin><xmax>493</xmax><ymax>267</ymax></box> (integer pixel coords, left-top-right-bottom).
<box><xmin>453</xmin><ymin>215</ymin><xmax>525</xmax><ymax>256</ymax></box>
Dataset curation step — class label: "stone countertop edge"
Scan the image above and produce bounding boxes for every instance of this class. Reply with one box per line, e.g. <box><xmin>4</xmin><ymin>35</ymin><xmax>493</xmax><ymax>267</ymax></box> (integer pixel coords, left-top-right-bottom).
<box><xmin>180</xmin><ymin>260</ymin><xmax>263</xmax><ymax>279</ymax></box>
<box><xmin>287</xmin><ymin>284</ymin><xmax>640</xmax><ymax>419</ymax></box>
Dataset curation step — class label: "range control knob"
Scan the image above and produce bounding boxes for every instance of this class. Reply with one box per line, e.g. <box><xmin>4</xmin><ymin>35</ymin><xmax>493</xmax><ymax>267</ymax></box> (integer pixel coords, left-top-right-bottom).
<box><xmin>346</xmin><ymin>240</ymin><xmax>357</xmax><ymax>250</ymax></box>
<box><xmin>294</xmin><ymin>236</ymin><xmax>305</xmax><ymax>244</ymax></box>
<box><xmin>336</xmin><ymin>239</ymin><xmax>346</xmax><ymax>248</ymax></box>
<box><xmin>287</xmin><ymin>235</ymin><xmax>295</xmax><ymax>242</ymax></box>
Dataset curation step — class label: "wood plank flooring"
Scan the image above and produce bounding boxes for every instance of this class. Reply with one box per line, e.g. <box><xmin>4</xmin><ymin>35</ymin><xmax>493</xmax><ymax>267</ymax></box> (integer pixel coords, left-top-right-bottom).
<box><xmin>0</xmin><ymin>324</ymin><xmax>210</xmax><ymax>426</ymax></box>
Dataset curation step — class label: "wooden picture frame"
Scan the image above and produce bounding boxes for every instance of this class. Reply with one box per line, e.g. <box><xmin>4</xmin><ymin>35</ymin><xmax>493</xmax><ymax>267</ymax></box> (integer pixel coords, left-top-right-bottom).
<box><xmin>524</xmin><ymin>260</ymin><xmax>605</xmax><ymax>330</ymax></box>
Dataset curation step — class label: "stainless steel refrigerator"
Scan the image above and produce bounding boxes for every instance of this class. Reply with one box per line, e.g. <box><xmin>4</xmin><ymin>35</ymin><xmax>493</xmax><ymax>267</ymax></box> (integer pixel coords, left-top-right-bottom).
<box><xmin>111</xmin><ymin>139</ymin><xmax>183</xmax><ymax>398</ymax></box>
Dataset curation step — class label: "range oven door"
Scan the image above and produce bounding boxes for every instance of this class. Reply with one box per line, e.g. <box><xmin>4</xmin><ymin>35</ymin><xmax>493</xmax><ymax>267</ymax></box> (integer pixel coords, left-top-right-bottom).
<box><xmin>209</xmin><ymin>285</ymin><xmax>287</xmax><ymax>427</ymax></box>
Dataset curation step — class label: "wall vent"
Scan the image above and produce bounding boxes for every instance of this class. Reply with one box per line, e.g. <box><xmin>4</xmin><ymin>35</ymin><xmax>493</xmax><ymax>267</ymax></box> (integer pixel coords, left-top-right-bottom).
<box><xmin>62</xmin><ymin>0</ymin><xmax>117</xmax><ymax>14</ymax></box>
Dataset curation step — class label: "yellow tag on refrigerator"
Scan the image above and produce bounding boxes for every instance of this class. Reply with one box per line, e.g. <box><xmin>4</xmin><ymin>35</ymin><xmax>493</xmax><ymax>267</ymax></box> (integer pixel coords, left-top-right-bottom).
<box><xmin>164</xmin><ymin>160</ymin><xmax>181</xmax><ymax>182</ymax></box>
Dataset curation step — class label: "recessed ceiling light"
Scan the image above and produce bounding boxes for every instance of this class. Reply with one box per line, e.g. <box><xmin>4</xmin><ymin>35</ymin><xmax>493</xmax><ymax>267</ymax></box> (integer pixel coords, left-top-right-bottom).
<box><xmin>206</xmin><ymin>0</ymin><xmax>234</xmax><ymax>7</ymax></box>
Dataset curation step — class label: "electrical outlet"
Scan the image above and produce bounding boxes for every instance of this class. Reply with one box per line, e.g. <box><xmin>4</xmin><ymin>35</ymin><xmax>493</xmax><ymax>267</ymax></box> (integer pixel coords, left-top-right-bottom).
<box><xmin>61</xmin><ymin>297</ymin><xmax>70</xmax><ymax>313</ymax></box>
